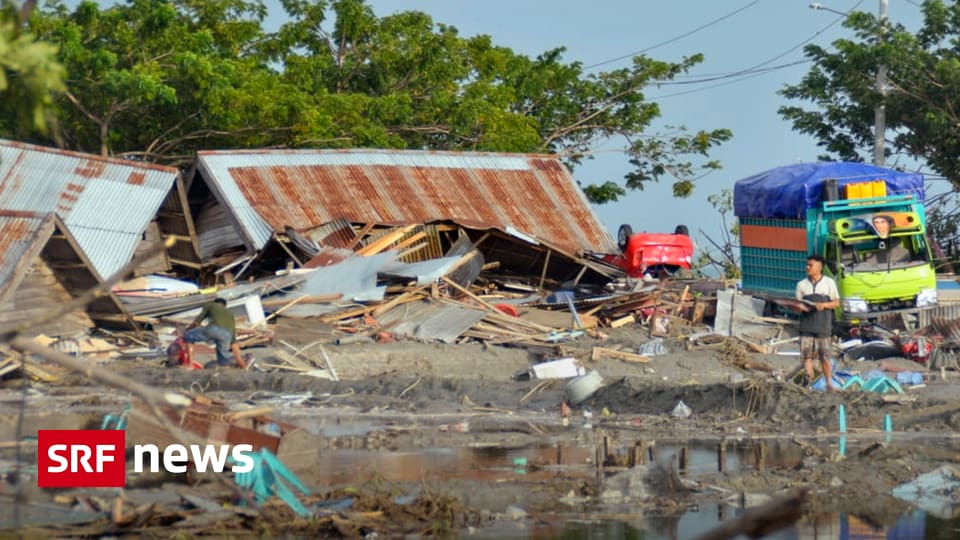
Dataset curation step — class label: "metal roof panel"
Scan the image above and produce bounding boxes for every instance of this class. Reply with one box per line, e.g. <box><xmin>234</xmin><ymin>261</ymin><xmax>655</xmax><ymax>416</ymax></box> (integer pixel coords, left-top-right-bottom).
<box><xmin>0</xmin><ymin>212</ymin><xmax>51</xmax><ymax>302</ymax></box>
<box><xmin>0</xmin><ymin>139</ymin><xmax>179</xmax><ymax>278</ymax></box>
<box><xmin>196</xmin><ymin>149</ymin><xmax>616</xmax><ymax>254</ymax></box>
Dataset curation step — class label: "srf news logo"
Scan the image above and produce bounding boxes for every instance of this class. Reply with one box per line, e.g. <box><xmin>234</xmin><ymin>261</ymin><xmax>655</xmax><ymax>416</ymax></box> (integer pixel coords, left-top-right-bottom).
<box><xmin>38</xmin><ymin>430</ymin><xmax>254</xmax><ymax>488</ymax></box>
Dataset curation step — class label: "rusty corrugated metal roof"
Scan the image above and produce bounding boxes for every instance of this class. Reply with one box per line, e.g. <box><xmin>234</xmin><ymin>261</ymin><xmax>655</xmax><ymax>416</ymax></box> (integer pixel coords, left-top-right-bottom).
<box><xmin>0</xmin><ymin>211</ymin><xmax>54</xmax><ymax>305</ymax></box>
<box><xmin>195</xmin><ymin>149</ymin><xmax>616</xmax><ymax>255</ymax></box>
<box><xmin>0</xmin><ymin>139</ymin><xmax>179</xmax><ymax>279</ymax></box>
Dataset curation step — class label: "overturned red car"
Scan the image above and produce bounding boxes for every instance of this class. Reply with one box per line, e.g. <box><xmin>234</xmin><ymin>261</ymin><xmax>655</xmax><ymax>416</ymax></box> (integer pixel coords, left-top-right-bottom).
<box><xmin>601</xmin><ymin>224</ymin><xmax>695</xmax><ymax>278</ymax></box>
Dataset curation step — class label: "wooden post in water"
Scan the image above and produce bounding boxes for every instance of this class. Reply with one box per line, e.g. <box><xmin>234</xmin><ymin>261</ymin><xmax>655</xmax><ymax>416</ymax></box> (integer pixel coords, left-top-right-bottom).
<box><xmin>679</xmin><ymin>446</ymin><xmax>689</xmax><ymax>474</ymax></box>
<box><xmin>632</xmin><ymin>443</ymin><xmax>644</xmax><ymax>468</ymax></box>
<box><xmin>718</xmin><ymin>440</ymin><xmax>727</xmax><ymax>473</ymax></box>
<box><xmin>755</xmin><ymin>442</ymin><xmax>767</xmax><ymax>472</ymax></box>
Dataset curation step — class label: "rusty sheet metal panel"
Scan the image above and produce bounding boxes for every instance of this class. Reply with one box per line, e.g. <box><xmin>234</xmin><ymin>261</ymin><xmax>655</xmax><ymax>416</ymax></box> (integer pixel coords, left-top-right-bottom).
<box><xmin>0</xmin><ymin>139</ymin><xmax>179</xmax><ymax>279</ymax></box>
<box><xmin>0</xmin><ymin>212</ymin><xmax>52</xmax><ymax>303</ymax></box>
<box><xmin>195</xmin><ymin>150</ymin><xmax>617</xmax><ymax>255</ymax></box>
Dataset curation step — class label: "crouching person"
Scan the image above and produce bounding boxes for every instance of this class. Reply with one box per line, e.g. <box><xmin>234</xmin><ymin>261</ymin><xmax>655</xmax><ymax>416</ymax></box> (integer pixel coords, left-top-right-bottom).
<box><xmin>185</xmin><ymin>298</ymin><xmax>246</xmax><ymax>369</ymax></box>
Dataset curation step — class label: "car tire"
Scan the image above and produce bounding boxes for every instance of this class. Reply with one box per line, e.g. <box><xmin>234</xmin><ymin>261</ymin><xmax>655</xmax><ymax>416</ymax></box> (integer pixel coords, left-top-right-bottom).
<box><xmin>618</xmin><ymin>224</ymin><xmax>633</xmax><ymax>251</ymax></box>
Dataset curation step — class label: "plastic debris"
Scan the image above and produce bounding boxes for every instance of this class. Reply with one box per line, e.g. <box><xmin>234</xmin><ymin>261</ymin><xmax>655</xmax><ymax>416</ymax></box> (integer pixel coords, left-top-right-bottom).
<box><xmin>671</xmin><ymin>400</ymin><xmax>692</xmax><ymax>418</ymax></box>
<box><xmin>233</xmin><ymin>448</ymin><xmax>311</xmax><ymax>517</ymax></box>
<box><xmin>638</xmin><ymin>338</ymin><xmax>668</xmax><ymax>356</ymax></box>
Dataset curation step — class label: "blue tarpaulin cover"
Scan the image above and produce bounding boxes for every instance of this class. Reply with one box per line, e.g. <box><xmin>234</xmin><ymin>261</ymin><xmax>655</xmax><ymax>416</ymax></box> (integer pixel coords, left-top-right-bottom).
<box><xmin>734</xmin><ymin>162</ymin><xmax>924</xmax><ymax>219</ymax></box>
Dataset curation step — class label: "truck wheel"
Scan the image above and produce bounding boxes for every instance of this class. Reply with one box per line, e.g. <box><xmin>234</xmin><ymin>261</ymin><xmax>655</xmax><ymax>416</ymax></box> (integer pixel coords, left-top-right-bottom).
<box><xmin>618</xmin><ymin>224</ymin><xmax>633</xmax><ymax>251</ymax></box>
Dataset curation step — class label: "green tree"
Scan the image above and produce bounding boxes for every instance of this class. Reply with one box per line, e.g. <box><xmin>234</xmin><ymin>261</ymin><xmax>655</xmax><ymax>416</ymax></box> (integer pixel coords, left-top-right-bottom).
<box><xmin>695</xmin><ymin>189</ymin><xmax>740</xmax><ymax>278</ymax></box>
<box><xmin>780</xmin><ymin>1</ymin><xmax>960</xmax><ymax>181</ymax></box>
<box><xmin>0</xmin><ymin>0</ymin><xmax>65</xmax><ymax>137</ymax></box>
<box><xmin>20</xmin><ymin>0</ymin><xmax>731</xmax><ymax>198</ymax></box>
<box><xmin>24</xmin><ymin>0</ymin><xmax>305</xmax><ymax>163</ymax></box>
<box><xmin>272</xmin><ymin>0</ymin><xmax>732</xmax><ymax>200</ymax></box>
<box><xmin>779</xmin><ymin>0</ymin><xmax>960</xmax><ymax>258</ymax></box>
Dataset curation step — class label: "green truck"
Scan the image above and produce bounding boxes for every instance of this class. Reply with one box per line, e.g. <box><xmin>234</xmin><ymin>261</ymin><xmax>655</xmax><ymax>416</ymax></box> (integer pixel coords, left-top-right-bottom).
<box><xmin>734</xmin><ymin>162</ymin><xmax>937</xmax><ymax>322</ymax></box>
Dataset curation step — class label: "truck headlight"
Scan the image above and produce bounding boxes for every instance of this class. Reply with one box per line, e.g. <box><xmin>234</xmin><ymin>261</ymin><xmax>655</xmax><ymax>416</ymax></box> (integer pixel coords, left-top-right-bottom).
<box><xmin>917</xmin><ymin>288</ymin><xmax>938</xmax><ymax>308</ymax></box>
<box><xmin>842</xmin><ymin>297</ymin><xmax>869</xmax><ymax>313</ymax></box>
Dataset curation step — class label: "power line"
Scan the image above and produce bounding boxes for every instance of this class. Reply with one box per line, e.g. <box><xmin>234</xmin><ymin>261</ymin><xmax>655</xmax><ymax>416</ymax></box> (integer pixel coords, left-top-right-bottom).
<box><xmin>650</xmin><ymin>60</ymin><xmax>812</xmax><ymax>100</ymax></box>
<box><xmin>647</xmin><ymin>0</ymin><xmax>864</xmax><ymax>99</ymax></box>
<box><xmin>583</xmin><ymin>0</ymin><xmax>766</xmax><ymax>70</ymax></box>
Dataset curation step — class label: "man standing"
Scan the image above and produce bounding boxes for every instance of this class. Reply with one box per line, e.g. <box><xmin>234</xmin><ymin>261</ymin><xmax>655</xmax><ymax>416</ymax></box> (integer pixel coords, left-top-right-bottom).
<box><xmin>184</xmin><ymin>298</ymin><xmax>245</xmax><ymax>369</ymax></box>
<box><xmin>796</xmin><ymin>254</ymin><xmax>841</xmax><ymax>390</ymax></box>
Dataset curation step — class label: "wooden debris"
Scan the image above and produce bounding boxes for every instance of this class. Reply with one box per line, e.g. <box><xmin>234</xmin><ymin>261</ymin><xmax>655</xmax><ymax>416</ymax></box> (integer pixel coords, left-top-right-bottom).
<box><xmin>590</xmin><ymin>347</ymin><xmax>651</xmax><ymax>364</ymax></box>
<box><xmin>609</xmin><ymin>314</ymin><xmax>636</xmax><ymax>328</ymax></box>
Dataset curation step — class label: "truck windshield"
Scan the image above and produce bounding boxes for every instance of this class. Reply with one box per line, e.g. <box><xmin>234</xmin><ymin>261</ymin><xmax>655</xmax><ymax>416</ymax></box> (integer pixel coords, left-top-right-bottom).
<box><xmin>837</xmin><ymin>233</ymin><xmax>928</xmax><ymax>272</ymax></box>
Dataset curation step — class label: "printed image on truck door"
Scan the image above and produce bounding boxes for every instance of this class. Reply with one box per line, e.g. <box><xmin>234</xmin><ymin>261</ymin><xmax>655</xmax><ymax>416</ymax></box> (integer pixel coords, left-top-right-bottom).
<box><xmin>824</xmin><ymin>211</ymin><xmax>937</xmax><ymax>315</ymax></box>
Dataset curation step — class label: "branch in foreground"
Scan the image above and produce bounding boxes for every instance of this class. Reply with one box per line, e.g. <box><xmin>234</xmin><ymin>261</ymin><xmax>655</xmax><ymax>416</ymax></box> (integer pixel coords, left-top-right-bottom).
<box><xmin>691</xmin><ymin>489</ymin><xmax>808</xmax><ymax>540</ymax></box>
<box><xmin>0</xmin><ymin>237</ymin><xmax>175</xmax><ymax>340</ymax></box>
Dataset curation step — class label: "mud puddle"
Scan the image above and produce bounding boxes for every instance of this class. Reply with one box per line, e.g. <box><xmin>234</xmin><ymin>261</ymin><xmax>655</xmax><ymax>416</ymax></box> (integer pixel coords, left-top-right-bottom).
<box><xmin>475</xmin><ymin>506</ymin><xmax>959</xmax><ymax>539</ymax></box>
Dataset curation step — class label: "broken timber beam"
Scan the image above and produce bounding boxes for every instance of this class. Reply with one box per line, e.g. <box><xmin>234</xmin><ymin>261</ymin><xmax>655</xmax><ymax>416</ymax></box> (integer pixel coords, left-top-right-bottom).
<box><xmin>590</xmin><ymin>347</ymin><xmax>651</xmax><ymax>364</ymax></box>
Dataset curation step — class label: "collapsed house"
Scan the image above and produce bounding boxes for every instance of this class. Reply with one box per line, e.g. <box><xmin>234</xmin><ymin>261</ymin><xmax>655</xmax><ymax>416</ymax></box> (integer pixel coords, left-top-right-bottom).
<box><xmin>0</xmin><ymin>139</ymin><xmax>198</xmax><ymax>279</ymax></box>
<box><xmin>187</xmin><ymin>149</ymin><xmax>622</xmax><ymax>288</ymax></box>
<box><xmin>0</xmin><ymin>212</ymin><xmax>132</xmax><ymax>335</ymax></box>
<box><xmin>0</xmin><ymin>139</ymin><xmax>200</xmax><ymax>333</ymax></box>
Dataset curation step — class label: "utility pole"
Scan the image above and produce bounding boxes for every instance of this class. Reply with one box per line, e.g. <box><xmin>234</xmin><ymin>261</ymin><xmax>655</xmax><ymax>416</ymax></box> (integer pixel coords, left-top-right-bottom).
<box><xmin>874</xmin><ymin>0</ymin><xmax>888</xmax><ymax>166</ymax></box>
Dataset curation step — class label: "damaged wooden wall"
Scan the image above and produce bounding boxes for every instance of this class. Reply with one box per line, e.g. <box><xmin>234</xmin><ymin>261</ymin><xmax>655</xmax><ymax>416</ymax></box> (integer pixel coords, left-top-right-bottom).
<box><xmin>0</xmin><ymin>258</ymin><xmax>93</xmax><ymax>337</ymax></box>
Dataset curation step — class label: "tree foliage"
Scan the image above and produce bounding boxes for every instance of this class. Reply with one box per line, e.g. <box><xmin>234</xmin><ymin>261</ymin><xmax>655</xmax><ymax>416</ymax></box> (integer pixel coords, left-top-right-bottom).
<box><xmin>779</xmin><ymin>0</ymin><xmax>960</xmax><ymax>257</ymax></box>
<box><xmin>780</xmin><ymin>0</ymin><xmax>960</xmax><ymax>183</ymax></box>
<box><xmin>0</xmin><ymin>0</ymin><xmax>65</xmax><ymax>136</ymax></box>
<box><xmin>9</xmin><ymin>0</ymin><xmax>730</xmax><ymax>200</ymax></box>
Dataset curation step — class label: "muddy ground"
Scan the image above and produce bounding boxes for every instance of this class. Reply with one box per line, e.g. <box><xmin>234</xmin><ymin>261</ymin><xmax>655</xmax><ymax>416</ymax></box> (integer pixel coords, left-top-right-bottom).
<box><xmin>2</xmin><ymin>326</ymin><xmax>959</xmax><ymax>537</ymax></box>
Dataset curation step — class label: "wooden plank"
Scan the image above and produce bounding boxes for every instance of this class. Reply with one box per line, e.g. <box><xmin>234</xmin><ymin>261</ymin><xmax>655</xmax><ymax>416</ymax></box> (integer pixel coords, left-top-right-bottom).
<box><xmin>356</xmin><ymin>225</ymin><xmax>417</xmax><ymax>256</ymax></box>
<box><xmin>519</xmin><ymin>308</ymin><xmax>597</xmax><ymax>330</ymax></box>
<box><xmin>391</xmin><ymin>231</ymin><xmax>427</xmax><ymax>251</ymax></box>
<box><xmin>346</xmin><ymin>223</ymin><xmax>375</xmax><ymax>250</ymax></box>
<box><xmin>372</xmin><ymin>288</ymin><xmax>428</xmax><ymax>317</ymax></box>
<box><xmin>399</xmin><ymin>242</ymin><xmax>428</xmax><ymax>258</ymax></box>
<box><xmin>261</xmin><ymin>294</ymin><xmax>343</xmax><ymax>309</ymax></box>
<box><xmin>609</xmin><ymin>314</ymin><xmax>636</xmax><ymax>328</ymax></box>
<box><xmin>317</xmin><ymin>305</ymin><xmax>372</xmax><ymax>324</ymax></box>
<box><xmin>590</xmin><ymin>347</ymin><xmax>651</xmax><ymax>364</ymax></box>
<box><xmin>538</xmin><ymin>249</ymin><xmax>552</xmax><ymax>291</ymax></box>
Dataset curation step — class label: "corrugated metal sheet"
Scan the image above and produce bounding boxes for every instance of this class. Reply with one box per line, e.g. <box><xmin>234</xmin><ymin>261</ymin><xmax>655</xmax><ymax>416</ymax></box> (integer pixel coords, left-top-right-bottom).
<box><xmin>195</xmin><ymin>150</ymin><xmax>617</xmax><ymax>256</ymax></box>
<box><xmin>0</xmin><ymin>139</ymin><xmax>179</xmax><ymax>278</ymax></box>
<box><xmin>920</xmin><ymin>304</ymin><xmax>960</xmax><ymax>329</ymax></box>
<box><xmin>377</xmin><ymin>300</ymin><xmax>487</xmax><ymax>343</ymax></box>
<box><xmin>0</xmin><ymin>212</ymin><xmax>53</xmax><ymax>304</ymax></box>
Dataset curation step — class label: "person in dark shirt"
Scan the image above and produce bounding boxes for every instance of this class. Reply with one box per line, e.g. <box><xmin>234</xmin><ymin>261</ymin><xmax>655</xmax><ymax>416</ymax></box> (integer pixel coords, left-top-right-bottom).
<box><xmin>184</xmin><ymin>298</ymin><xmax>244</xmax><ymax>368</ymax></box>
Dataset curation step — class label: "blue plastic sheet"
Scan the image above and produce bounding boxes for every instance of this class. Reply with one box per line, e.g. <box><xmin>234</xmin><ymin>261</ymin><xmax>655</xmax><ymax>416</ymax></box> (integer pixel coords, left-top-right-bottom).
<box><xmin>734</xmin><ymin>162</ymin><xmax>924</xmax><ymax>219</ymax></box>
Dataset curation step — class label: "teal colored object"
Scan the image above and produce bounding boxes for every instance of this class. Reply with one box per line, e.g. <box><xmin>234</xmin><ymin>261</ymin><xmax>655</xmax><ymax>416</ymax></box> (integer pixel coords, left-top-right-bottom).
<box><xmin>862</xmin><ymin>377</ymin><xmax>905</xmax><ymax>394</ymax></box>
<box><xmin>840</xmin><ymin>375</ymin><xmax>865</xmax><ymax>390</ymax></box>
<box><xmin>884</xmin><ymin>414</ymin><xmax>893</xmax><ymax>432</ymax></box>
<box><xmin>101</xmin><ymin>405</ymin><xmax>130</xmax><ymax>430</ymax></box>
<box><xmin>839</xmin><ymin>435</ymin><xmax>847</xmax><ymax>458</ymax></box>
<box><xmin>233</xmin><ymin>448</ymin><xmax>311</xmax><ymax>517</ymax></box>
<box><xmin>838</xmin><ymin>404</ymin><xmax>847</xmax><ymax>433</ymax></box>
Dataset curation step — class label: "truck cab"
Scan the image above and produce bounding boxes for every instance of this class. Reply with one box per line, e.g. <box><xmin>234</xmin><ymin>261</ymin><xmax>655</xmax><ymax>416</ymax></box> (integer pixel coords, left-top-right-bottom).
<box><xmin>820</xmin><ymin>202</ymin><xmax>937</xmax><ymax>317</ymax></box>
